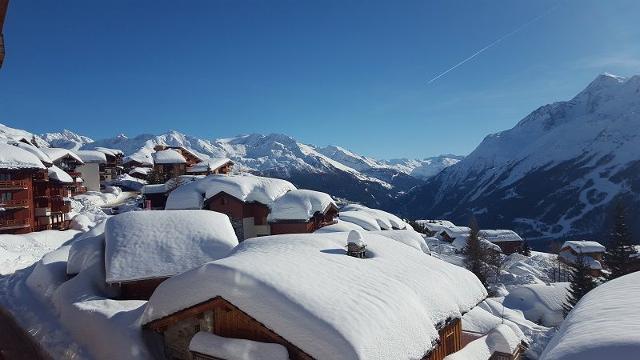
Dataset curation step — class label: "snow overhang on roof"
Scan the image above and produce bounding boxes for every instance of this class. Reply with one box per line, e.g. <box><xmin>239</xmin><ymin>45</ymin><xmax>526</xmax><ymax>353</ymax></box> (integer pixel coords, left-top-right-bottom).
<box><xmin>561</xmin><ymin>240</ymin><xmax>605</xmax><ymax>254</ymax></box>
<box><xmin>141</xmin><ymin>232</ymin><xmax>487</xmax><ymax>360</ymax></box>
<box><xmin>152</xmin><ymin>149</ymin><xmax>187</xmax><ymax>164</ymax></box>
<box><xmin>268</xmin><ymin>189</ymin><xmax>336</xmax><ymax>222</ymax></box>
<box><xmin>40</xmin><ymin>147</ymin><xmax>84</xmax><ymax>165</ymax></box>
<box><xmin>0</xmin><ymin>142</ymin><xmax>47</xmax><ymax>170</ymax></box>
<box><xmin>75</xmin><ymin>150</ymin><xmax>108</xmax><ymax>164</ymax></box>
<box><xmin>186</xmin><ymin>157</ymin><xmax>233</xmax><ymax>173</ymax></box>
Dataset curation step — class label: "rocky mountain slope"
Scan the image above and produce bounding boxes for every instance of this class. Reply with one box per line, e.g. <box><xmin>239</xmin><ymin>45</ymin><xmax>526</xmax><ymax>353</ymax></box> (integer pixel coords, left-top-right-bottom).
<box><xmin>402</xmin><ymin>73</ymin><xmax>640</xmax><ymax>241</ymax></box>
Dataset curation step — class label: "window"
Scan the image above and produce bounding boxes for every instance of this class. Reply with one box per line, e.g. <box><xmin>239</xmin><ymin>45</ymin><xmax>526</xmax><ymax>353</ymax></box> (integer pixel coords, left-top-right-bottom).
<box><xmin>0</xmin><ymin>173</ymin><xmax>10</xmax><ymax>181</ymax></box>
<box><xmin>0</xmin><ymin>192</ymin><xmax>12</xmax><ymax>202</ymax></box>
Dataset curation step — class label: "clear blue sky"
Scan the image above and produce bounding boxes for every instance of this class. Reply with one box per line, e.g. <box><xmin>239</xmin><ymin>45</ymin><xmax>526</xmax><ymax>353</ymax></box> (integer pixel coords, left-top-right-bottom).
<box><xmin>1</xmin><ymin>0</ymin><xmax>640</xmax><ymax>159</ymax></box>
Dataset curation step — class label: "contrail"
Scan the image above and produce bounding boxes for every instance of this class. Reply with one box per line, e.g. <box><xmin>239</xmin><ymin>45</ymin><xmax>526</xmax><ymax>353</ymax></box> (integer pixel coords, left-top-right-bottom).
<box><xmin>427</xmin><ymin>3</ymin><xmax>560</xmax><ymax>84</ymax></box>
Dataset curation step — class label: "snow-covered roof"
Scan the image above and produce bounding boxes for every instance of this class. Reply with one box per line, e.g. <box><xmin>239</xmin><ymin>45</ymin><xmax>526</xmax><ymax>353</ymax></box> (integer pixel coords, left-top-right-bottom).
<box><xmin>540</xmin><ymin>271</ymin><xmax>640</xmax><ymax>360</ymax></box>
<box><xmin>75</xmin><ymin>150</ymin><xmax>107</xmax><ymax>164</ymax></box>
<box><xmin>369</xmin><ymin>229</ymin><xmax>431</xmax><ymax>254</ymax></box>
<box><xmin>0</xmin><ymin>143</ymin><xmax>47</xmax><ymax>170</ymax></box>
<box><xmin>152</xmin><ymin>149</ymin><xmax>187</xmax><ymax>164</ymax></box>
<box><xmin>40</xmin><ymin>147</ymin><xmax>84</xmax><ymax>164</ymax></box>
<box><xmin>444</xmin><ymin>324</ymin><xmax>521</xmax><ymax>360</ymax></box>
<box><xmin>129</xmin><ymin>167</ymin><xmax>152</xmax><ymax>176</ymax></box>
<box><xmin>415</xmin><ymin>219</ymin><xmax>456</xmax><ymax>232</ymax></box>
<box><xmin>189</xmin><ymin>332</ymin><xmax>288</xmax><ymax>360</ymax></box>
<box><xmin>268</xmin><ymin>189</ymin><xmax>336</xmax><ymax>221</ymax></box>
<box><xmin>558</xmin><ymin>251</ymin><xmax>602</xmax><ymax>270</ymax></box>
<box><xmin>340</xmin><ymin>203</ymin><xmax>408</xmax><ymax>229</ymax></box>
<box><xmin>7</xmin><ymin>141</ymin><xmax>54</xmax><ymax>166</ymax></box>
<box><xmin>93</xmin><ymin>147</ymin><xmax>124</xmax><ymax>157</ymax></box>
<box><xmin>104</xmin><ymin>210</ymin><xmax>239</xmax><ymax>283</ymax></box>
<box><xmin>314</xmin><ymin>219</ymin><xmax>365</xmax><ymax>233</ymax></box>
<box><xmin>186</xmin><ymin>157</ymin><xmax>232</xmax><ymax>173</ymax></box>
<box><xmin>479</xmin><ymin>230</ymin><xmax>523</xmax><ymax>243</ymax></box>
<box><xmin>165</xmin><ymin>174</ymin><xmax>296</xmax><ymax>210</ymax></box>
<box><xmin>441</xmin><ymin>226</ymin><xmax>471</xmax><ymax>238</ymax></box>
<box><xmin>339</xmin><ymin>210</ymin><xmax>381</xmax><ymax>231</ymax></box>
<box><xmin>123</xmin><ymin>149</ymin><xmax>154</xmax><ymax>167</ymax></box>
<box><xmin>141</xmin><ymin>183</ymin><xmax>167</xmax><ymax>195</ymax></box>
<box><xmin>142</xmin><ymin>232</ymin><xmax>487</xmax><ymax>359</ymax></box>
<box><xmin>560</xmin><ymin>240</ymin><xmax>605</xmax><ymax>254</ymax></box>
<box><xmin>48</xmin><ymin>165</ymin><xmax>74</xmax><ymax>183</ymax></box>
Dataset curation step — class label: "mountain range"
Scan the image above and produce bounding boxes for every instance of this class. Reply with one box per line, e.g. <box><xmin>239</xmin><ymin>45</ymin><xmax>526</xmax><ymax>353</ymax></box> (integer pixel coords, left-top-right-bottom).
<box><xmin>402</xmin><ymin>73</ymin><xmax>640</xmax><ymax>242</ymax></box>
<box><xmin>5</xmin><ymin>72</ymin><xmax>639</xmax><ymax>242</ymax></box>
<box><xmin>38</xmin><ymin>128</ymin><xmax>461</xmax><ymax>207</ymax></box>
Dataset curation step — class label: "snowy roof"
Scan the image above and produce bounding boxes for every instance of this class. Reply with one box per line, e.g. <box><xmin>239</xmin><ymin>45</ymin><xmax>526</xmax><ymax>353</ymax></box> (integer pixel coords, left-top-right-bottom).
<box><xmin>314</xmin><ymin>219</ymin><xmax>365</xmax><ymax>233</ymax></box>
<box><xmin>0</xmin><ymin>143</ymin><xmax>47</xmax><ymax>170</ymax></box>
<box><xmin>340</xmin><ymin>203</ymin><xmax>408</xmax><ymax>229</ymax></box>
<box><xmin>268</xmin><ymin>189</ymin><xmax>336</xmax><ymax>221</ymax></box>
<box><xmin>558</xmin><ymin>251</ymin><xmax>602</xmax><ymax>270</ymax></box>
<box><xmin>415</xmin><ymin>219</ymin><xmax>456</xmax><ymax>232</ymax></box>
<box><xmin>560</xmin><ymin>240</ymin><xmax>605</xmax><ymax>254</ymax></box>
<box><xmin>142</xmin><ymin>232</ymin><xmax>487</xmax><ymax>359</ymax></box>
<box><xmin>369</xmin><ymin>229</ymin><xmax>431</xmax><ymax>254</ymax></box>
<box><xmin>93</xmin><ymin>147</ymin><xmax>124</xmax><ymax>157</ymax></box>
<box><xmin>186</xmin><ymin>157</ymin><xmax>232</xmax><ymax>173</ymax></box>
<box><xmin>40</xmin><ymin>147</ymin><xmax>84</xmax><ymax>164</ymax></box>
<box><xmin>441</xmin><ymin>226</ymin><xmax>471</xmax><ymax>238</ymax></box>
<box><xmin>8</xmin><ymin>141</ymin><xmax>54</xmax><ymax>166</ymax></box>
<box><xmin>189</xmin><ymin>332</ymin><xmax>288</xmax><ymax>360</ymax></box>
<box><xmin>444</xmin><ymin>324</ymin><xmax>520</xmax><ymax>360</ymax></box>
<box><xmin>48</xmin><ymin>165</ymin><xmax>74</xmax><ymax>183</ymax></box>
<box><xmin>479</xmin><ymin>230</ymin><xmax>523</xmax><ymax>243</ymax></box>
<box><xmin>123</xmin><ymin>149</ymin><xmax>154</xmax><ymax>167</ymax></box>
<box><xmin>141</xmin><ymin>183</ymin><xmax>167</xmax><ymax>194</ymax></box>
<box><xmin>129</xmin><ymin>167</ymin><xmax>152</xmax><ymax>176</ymax></box>
<box><xmin>339</xmin><ymin>210</ymin><xmax>381</xmax><ymax>231</ymax></box>
<box><xmin>104</xmin><ymin>210</ymin><xmax>239</xmax><ymax>283</ymax></box>
<box><xmin>152</xmin><ymin>149</ymin><xmax>187</xmax><ymax>164</ymax></box>
<box><xmin>75</xmin><ymin>150</ymin><xmax>107</xmax><ymax>164</ymax></box>
<box><xmin>165</xmin><ymin>174</ymin><xmax>296</xmax><ymax>210</ymax></box>
<box><xmin>503</xmin><ymin>283</ymin><xmax>569</xmax><ymax>327</ymax></box>
<box><xmin>540</xmin><ymin>271</ymin><xmax>640</xmax><ymax>360</ymax></box>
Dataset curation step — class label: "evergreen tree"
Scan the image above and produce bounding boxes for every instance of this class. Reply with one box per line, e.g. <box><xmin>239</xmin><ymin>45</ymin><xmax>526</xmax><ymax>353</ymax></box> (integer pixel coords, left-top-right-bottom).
<box><xmin>464</xmin><ymin>217</ymin><xmax>489</xmax><ymax>286</ymax></box>
<box><xmin>605</xmin><ymin>202</ymin><xmax>637</xmax><ymax>280</ymax></box>
<box><xmin>562</xmin><ymin>253</ymin><xmax>596</xmax><ymax>316</ymax></box>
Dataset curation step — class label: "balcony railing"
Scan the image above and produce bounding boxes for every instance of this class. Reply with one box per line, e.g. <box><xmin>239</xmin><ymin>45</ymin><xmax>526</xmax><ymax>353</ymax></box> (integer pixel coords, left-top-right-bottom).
<box><xmin>0</xmin><ymin>180</ymin><xmax>28</xmax><ymax>189</ymax></box>
<box><xmin>33</xmin><ymin>172</ymin><xmax>49</xmax><ymax>181</ymax></box>
<box><xmin>0</xmin><ymin>199</ymin><xmax>29</xmax><ymax>208</ymax></box>
<box><xmin>0</xmin><ymin>218</ymin><xmax>30</xmax><ymax>229</ymax></box>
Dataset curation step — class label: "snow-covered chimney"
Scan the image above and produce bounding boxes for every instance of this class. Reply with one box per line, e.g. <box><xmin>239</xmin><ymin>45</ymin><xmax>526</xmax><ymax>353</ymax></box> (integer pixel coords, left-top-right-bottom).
<box><xmin>347</xmin><ymin>230</ymin><xmax>367</xmax><ymax>258</ymax></box>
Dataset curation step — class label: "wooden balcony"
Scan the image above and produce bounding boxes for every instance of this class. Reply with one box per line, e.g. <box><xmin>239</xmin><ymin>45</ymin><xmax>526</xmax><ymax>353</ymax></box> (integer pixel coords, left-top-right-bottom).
<box><xmin>0</xmin><ymin>180</ymin><xmax>28</xmax><ymax>190</ymax></box>
<box><xmin>33</xmin><ymin>172</ymin><xmax>49</xmax><ymax>182</ymax></box>
<box><xmin>0</xmin><ymin>218</ymin><xmax>30</xmax><ymax>230</ymax></box>
<box><xmin>0</xmin><ymin>199</ymin><xmax>30</xmax><ymax>209</ymax></box>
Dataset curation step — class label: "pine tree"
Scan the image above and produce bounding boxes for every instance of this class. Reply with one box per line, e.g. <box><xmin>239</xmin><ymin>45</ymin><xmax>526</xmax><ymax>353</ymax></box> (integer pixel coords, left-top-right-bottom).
<box><xmin>562</xmin><ymin>253</ymin><xmax>596</xmax><ymax>316</ymax></box>
<box><xmin>605</xmin><ymin>202</ymin><xmax>637</xmax><ymax>280</ymax></box>
<box><xmin>464</xmin><ymin>217</ymin><xmax>489</xmax><ymax>286</ymax></box>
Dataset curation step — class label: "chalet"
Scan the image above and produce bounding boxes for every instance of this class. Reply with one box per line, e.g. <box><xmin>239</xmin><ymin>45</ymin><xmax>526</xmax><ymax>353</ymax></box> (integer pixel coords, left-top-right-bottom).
<box><xmin>479</xmin><ymin>230</ymin><xmax>524</xmax><ymax>255</ymax></box>
<box><xmin>154</xmin><ymin>145</ymin><xmax>204</xmax><ymax>166</ymax></box>
<box><xmin>142</xmin><ymin>231</ymin><xmax>487</xmax><ymax>360</ymax></box>
<box><xmin>141</xmin><ymin>175</ymin><xmax>202</xmax><ymax>209</ymax></box>
<box><xmin>123</xmin><ymin>151</ymin><xmax>154</xmax><ymax>171</ymax></box>
<box><xmin>40</xmin><ymin>147</ymin><xmax>86</xmax><ymax>195</ymax></box>
<box><xmin>415</xmin><ymin>220</ymin><xmax>456</xmax><ymax>237</ymax></box>
<box><xmin>540</xmin><ymin>271</ymin><xmax>640</xmax><ymax>360</ymax></box>
<box><xmin>165</xmin><ymin>174</ymin><xmax>296</xmax><ymax>240</ymax></box>
<box><xmin>186</xmin><ymin>157</ymin><xmax>234</xmax><ymax>176</ymax></box>
<box><xmin>128</xmin><ymin>166</ymin><xmax>152</xmax><ymax>180</ymax></box>
<box><xmin>558</xmin><ymin>240</ymin><xmax>605</xmax><ymax>276</ymax></box>
<box><xmin>33</xmin><ymin>165</ymin><xmax>73</xmax><ymax>231</ymax></box>
<box><xmin>439</xmin><ymin>226</ymin><xmax>471</xmax><ymax>242</ymax></box>
<box><xmin>268</xmin><ymin>189</ymin><xmax>338</xmax><ymax>235</ymax></box>
<box><xmin>104</xmin><ymin>210</ymin><xmax>238</xmax><ymax>300</ymax></box>
<box><xmin>0</xmin><ymin>142</ymin><xmax>46</xmax><ymax>234</ymax></box>
<box><xmin>75</xmin><ymin>150</ymin><xmax>107</xmax><ymax>191</ymax></box>
<box><xmin>446</xmin><ymin>324</ymin><xmax>524</xmax><ymax>360</ymax></box>
<box><xmin>93</xmin><ymin>147</ymin><xmax>124</xmax><ymax>182</ymax></box>
<box><xmin>152</xmin><ymin>149</ymin><xmax>187</xmax><ymax>183</ymax></box>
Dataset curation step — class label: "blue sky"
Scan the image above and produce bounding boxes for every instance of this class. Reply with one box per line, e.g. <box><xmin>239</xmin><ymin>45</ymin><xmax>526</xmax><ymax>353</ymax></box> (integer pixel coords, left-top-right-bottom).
<box><xmin>1</xmin><ymin>0</ymin><xmax>640</xmax><ymax>159</ymax></box>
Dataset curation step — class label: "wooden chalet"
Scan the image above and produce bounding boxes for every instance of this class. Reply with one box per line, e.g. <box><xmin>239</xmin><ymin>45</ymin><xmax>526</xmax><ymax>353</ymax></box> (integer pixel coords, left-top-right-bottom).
<box><xmin>268</xmin><ymin>189</ymin><xmax>339</xmax><ymax>235</ymax></box>
<box><xmin>93</xmin><ymin>147</ymin><xmax>124</xmax><ymax>182</ymax></box>
<box><xmin>152</xmin><ymin>149</ymin><xmax>188</xmax><ymax>183</ymax></box>
<box><xmin>33</xmin><ymin>166</ymin><xmax>73</xmax><ymax>231</ymax></box>
<box><xmin>558</xmin><ymin>240</ymin><xmax>605</xmax><ymax>276</ymax></box>
<box><xmin>204</xmin><ymin>191</ymin><xmax>272</xmax><ymax>239</ymax></box>
<box><xmin>141</xmin><ymin>232</ymin><xmax>488</xmax><ymax>360</ymax></box>
<box><xmin>186</xmin><ymin>158</ymin><xmax>234</xmax><ymax>176</ymax></box>
<box><xmin>0</xmin><ymin>143</ymin><xmax>47</xmax><ymax>234</ymax></box>
<box><xmin>41</xmin><ymin>148</ymin><xmax>87</xmax><ymax>195</ymax></box>
<box><xmin>154</xmin><ymin>145</ymin><xmax>204</xmax><ymax>167</ymax></box>
<box><xmin>478</xmin><ymin>230</ymin><xmax>524</xmax><ymax>255</ymax></box>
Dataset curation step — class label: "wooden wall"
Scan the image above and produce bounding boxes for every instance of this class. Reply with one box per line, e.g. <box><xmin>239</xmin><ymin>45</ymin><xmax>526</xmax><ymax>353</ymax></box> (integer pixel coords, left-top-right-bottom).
<box><xmin>424</xmin><ymin>318</ymin><xmax>462</xmax><ymax>360</ymax></box>
<box><xmin>0</xmin><ymin>170</ymin><xmax>35</xmax><ymax>234</ymax></box>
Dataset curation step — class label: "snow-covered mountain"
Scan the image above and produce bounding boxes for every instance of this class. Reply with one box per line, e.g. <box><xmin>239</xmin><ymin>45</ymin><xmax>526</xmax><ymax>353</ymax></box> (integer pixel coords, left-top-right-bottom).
<box><xmin>81</xmin><ymin>131</ymin><xmax>446</xmax><ymax>206</ymax></box>
<box><xmin>402</xmin><ymin>73</ymin><xmax>640</xmax><ymax>241</ymax></box>
<box><xmin>42</xmin><ymin>130</ymin><xmax>94</xmax><ymax>150</ymax></box>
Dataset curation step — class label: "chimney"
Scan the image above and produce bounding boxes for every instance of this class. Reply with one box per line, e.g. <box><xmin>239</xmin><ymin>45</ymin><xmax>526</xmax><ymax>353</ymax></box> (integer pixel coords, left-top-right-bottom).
<box><xmin>347</xmin><ymin>230</ymin><xmax>367</xmax><ymax>258</ymax></box>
